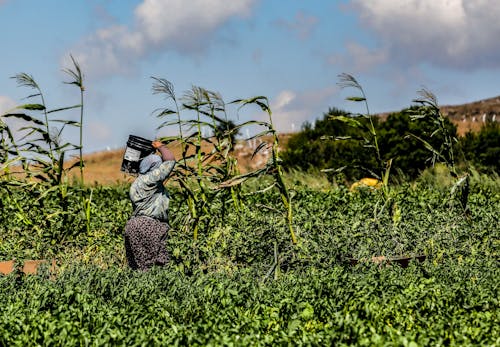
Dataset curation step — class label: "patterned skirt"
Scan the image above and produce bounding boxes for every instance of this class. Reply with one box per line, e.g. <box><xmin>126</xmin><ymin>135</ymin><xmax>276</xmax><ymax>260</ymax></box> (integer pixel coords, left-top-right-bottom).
<box><xmin>124</xmin><ymin>216</ymin><xmax>169</xmax><ymax>270</ymax></box>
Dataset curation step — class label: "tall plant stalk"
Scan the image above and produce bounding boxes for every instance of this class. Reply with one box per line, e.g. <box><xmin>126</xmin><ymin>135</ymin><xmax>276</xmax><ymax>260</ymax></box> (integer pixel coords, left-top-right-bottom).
<box><xmin>63</xmin><ymin>55</ymin><xmax>85</xmax><ymax>184</ymax></box>
<box><xmin>1</xmin><ymin>57</ymin><xmax>90</xmax><ymax>243</ymax></box>
<box><xmin>232</xmin><ymin>96</ymin><xmax>297</xmax><ymax>244</ymax></box>
<box><xmin>337</xmin><ymin>73</ymin><xmax>383</xmax><ymax>174</ymax></box>
<box><xmin>153</xmin><ymin>78</ymin><xmax>297</xmax><ymax>244</ymax></box>
<box><xmin>407</xmin><ymin>89</ymin><xmax>470</xmax><ymax>213</ymax></box>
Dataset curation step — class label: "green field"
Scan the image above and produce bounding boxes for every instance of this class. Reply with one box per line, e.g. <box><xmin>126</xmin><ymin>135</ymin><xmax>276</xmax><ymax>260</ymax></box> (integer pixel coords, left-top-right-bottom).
<box><xmin>1</xmin><ymin>172</ymin><xmax>498</xmax><ymax>346</ymax></box>
<box><xmin>1</xmin><ymin>69</ymin><xmax>499</xmax><ymax>346</ymax></box>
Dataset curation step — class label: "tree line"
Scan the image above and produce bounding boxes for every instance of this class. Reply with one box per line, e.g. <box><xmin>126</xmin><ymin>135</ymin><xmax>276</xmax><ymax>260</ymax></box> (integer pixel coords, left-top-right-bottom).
<box><xmin>282</xmin><ymin>107</ymin><xmax>500</xmax><ymax>181</ymax></box>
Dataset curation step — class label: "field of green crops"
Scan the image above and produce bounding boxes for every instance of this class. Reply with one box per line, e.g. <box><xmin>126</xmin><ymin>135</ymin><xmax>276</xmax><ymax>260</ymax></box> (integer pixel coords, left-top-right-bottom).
<box><xmin>0</xmin><ymin>171</ymin><xmax>498</xmax><ymax>346</ymax></box>
<box><xmin>1</xmin><ymin>60</ymin><xmax>499</xmax><ymax>346</ymax></box>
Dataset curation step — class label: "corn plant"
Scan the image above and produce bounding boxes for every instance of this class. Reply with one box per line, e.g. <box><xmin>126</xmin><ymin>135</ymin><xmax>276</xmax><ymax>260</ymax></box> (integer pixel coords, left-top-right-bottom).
<box><xmin>63</xmin><ymin>54</ymin><xmax>85</xmax><ymax>184</ymax></box>
<box><xmin>0</xmin><ymin>57</ymin><xmax>92</xmax><ymax>241</ymax></box>
<box><xmin>327</xmin><ymin>73</ymin><xmax>396</xmax><ymax>222</ymax></box>
<box><xmin>153</xmin><ymin>78</ymin><xmax>296</xmax><ymax>244</ymax></box>
<box><xmin>3</xmin><ymin>73</ymin><xmax>82</xmax><ymax>185</ymax></box>
<box><xmin>407</xmin><ymin>89</ymin><xmax>470</xmax><ymax>214</ymax></box>
<box><xmin>332</xmin><ymin>73</ymin><xmax>389</xmax><ymax>182</ymax></box>
<box><xmin>230</xmin><ymin>96</ymin><xmax>297</xmax><ymax>244</ymax></box>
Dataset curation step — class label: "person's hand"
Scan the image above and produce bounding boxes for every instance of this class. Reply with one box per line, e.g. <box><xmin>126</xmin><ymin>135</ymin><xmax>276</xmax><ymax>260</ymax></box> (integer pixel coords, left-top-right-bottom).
<box><xmin>152</xmin><ymin>140</ymin><xmax>165</xmax><ymax>149</ymax></box>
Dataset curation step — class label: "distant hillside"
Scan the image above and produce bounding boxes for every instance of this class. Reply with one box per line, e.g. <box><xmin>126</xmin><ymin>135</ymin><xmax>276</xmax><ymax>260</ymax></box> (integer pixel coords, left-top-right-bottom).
<box><xmin>379</xmin><ymin>95</ymin><xmax>500</xmax><ymax>135</ymax></box>
<box><xmin>441</xmin><ymin>96</ymin><xmax>500</xmax><ymax>135</ymax></box>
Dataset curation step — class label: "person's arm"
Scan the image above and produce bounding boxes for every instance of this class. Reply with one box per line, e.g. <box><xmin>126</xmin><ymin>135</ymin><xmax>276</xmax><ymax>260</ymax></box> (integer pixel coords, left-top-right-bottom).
<box><xmin>152</xmin><ymin>141</ymin><xmax>175</xmax><ymax>162</ymax></box>
<box><xmin>138</xmin><ymin>140</ymin><xmax>175</xmax><ymax>184</ymax></box>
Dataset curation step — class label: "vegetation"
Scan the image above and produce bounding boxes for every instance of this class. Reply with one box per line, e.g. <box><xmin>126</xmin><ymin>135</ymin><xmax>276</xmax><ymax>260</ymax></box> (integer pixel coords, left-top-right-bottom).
<box><xmin>152</xmin><ymin>78</ymin><xmax>296</xmax><ymax>243</ymax></box>
<box><xmin>283</xmin><ymin>81</ymin><xmax>499</xmax><ymax>182</ymax></box>
<box><xmin>461</xmin><ymin>120</ymin><xmax>500</xmax><ymax>174</ymax></box>
<box><xmin>0</xmin><ymin>67</ymin><xmax>499</xmax><ymax>345</ymax></box>
<box><xmin>0</xmin><ymin>176</ymin><xmax>499</xmax><ymax>345</ymax></box>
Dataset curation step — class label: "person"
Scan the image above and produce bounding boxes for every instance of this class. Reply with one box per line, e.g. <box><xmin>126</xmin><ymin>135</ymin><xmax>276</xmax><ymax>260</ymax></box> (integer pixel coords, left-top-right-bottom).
<box><xmin>124</xmin><ymin>140</ymin><xmax>176</xmax><ymax>270</ymax></box>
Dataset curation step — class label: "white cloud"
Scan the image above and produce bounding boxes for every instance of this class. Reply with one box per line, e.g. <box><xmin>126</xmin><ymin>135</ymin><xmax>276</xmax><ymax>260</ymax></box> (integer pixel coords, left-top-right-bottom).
<box><xmin>67</xmin><ymin>0</ymin><xmax>257</xmax><ymax>78</ymax></box>
<box><xmin>268</xmin><ymin>87</ymin><xmax>337</xmax><ymax>132</ymax></box>
<box><xmin>349</xmin><ymin>0</ymin><xmax>500</xmax><ymax>69</ymax></box>
<box><xmin>0</xmin><ymin>96</ymin><xmax>16</xmax><ymax>114</ymax></box>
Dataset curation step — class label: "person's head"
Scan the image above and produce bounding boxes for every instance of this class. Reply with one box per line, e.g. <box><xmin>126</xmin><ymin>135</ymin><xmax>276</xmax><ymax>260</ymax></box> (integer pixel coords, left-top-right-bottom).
<box><xmin>139</xmin><ymin>154</ymin><xmax>162</xmax><ymax>174</ymax></box>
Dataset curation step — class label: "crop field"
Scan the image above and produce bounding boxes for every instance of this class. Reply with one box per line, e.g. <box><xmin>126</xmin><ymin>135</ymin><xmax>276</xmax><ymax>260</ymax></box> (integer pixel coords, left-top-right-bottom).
<box><xmin>0</xmin><ymin>172</ymin><xmax>498</xmax><ymax>346</ymax></box>
<box><xmin>1</xmin><ymin>67</ymin><xmax>499</xmax><ymax>345</ymax></box>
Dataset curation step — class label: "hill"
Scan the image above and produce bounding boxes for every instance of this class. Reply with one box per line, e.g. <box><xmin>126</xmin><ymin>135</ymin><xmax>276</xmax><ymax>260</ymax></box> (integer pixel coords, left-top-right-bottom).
<box><xmin>441</xmin><ymin>95</ymin><xmax>500</xmax><ymax>135</ymax></box>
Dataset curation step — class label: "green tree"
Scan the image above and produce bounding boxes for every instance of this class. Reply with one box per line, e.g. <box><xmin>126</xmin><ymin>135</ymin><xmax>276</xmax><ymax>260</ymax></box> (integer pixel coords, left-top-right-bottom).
<box><xmin>378</xmin><ymin>109</ymin><xmax>458</xmax><ymax>179</ymax></box>
<box><xmin>460</xmin><ymin>121</ymin><xmax>500</xmax><ymax>174</ymax></box>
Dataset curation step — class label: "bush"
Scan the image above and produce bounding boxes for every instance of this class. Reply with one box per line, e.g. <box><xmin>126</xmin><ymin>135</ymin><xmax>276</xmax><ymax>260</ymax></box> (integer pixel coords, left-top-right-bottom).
<box><xmin>460</xmin><ymin>121</ymin><xmax>500</xmax><ymax>174</ymax></box>
<box><xmin>377</xmin><ymin>109</ymin><xmax>458</xmax><ymax>179</ymax></box>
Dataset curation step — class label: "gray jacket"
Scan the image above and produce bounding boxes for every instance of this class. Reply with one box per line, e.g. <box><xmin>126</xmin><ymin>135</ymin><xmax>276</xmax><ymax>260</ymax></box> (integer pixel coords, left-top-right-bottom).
<box><xmin>129</xmin><ymin>160</ymin><xmax>175</xmax><ymax>222</ymax></box>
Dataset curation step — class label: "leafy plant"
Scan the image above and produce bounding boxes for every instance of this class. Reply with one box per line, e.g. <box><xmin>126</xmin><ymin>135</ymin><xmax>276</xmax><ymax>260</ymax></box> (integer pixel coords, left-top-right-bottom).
<box><xmin>63</xmin><ymin>54</ymin><xmax>85</xmax><ymax>183</ymax></box>
<box><xmin>407</xmin><ymin>89</ymin><xmax>470</xmax><ymax>214</ymax></box>
<box><xmin>153</xmin><ymin>78</ymin><xmax>296</xmax><ymax>244</ymax></box>
<box><xmin>0</xmin><ymin>56</ymin><xmax>90</xmax><ymax>242</ymax></box>
<box><xmin>2</xmin><ymin>64</ymin><xmax>83</xmax><ymax>186</ymax></box>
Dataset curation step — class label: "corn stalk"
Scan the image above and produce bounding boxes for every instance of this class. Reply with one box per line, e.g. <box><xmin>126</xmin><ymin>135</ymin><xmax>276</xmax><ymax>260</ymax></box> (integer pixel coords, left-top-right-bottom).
<box><xmin>153</xmin><ymin>79</ymin><xmax>296</xmax><ymax>244</ymax></box>
<box><xmin>407</xmin><ymin>89</ymin><xmax>470</xmax><ymax>214</ymax></box>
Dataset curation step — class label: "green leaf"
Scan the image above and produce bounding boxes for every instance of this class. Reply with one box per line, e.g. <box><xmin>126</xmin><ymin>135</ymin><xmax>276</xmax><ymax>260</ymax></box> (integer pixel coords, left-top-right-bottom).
<box><xmin>51</xmin><ymin>120</ymin><xmax>81</xmax><ymax>126</ymax></box>
<box><xmin>346</xmin><ymin>96</ymin><xmax>366</xmax><ymax>102</ymax></box>
<box><xmin>3</xmin><ymin>113</ymin><xmax>45</xmax><ymax>125</ymax></box>
<box><xmin>47</xmin><ymin>105</ymin><xmax>82</xmax><ymax>113</ymax></box>
<box><xmin>16</xmin><ymin>104</ymin><xmax>45</xmax><ymax>111</ymax></box>
<box><xmin>329</xmin><ymin>115</ymin><xmax>364</xmax><ymax>129</ymax></box>
<box><xmin>231</xmin><ymin>96</ymin><xmax>270</xmax><ymax>113</ymax></box>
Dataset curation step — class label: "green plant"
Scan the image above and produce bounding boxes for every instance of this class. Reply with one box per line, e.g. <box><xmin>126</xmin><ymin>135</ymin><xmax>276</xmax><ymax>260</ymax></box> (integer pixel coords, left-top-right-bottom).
<box><xmin>282</xmin><ymin>107</ymin><xmax>378</xmax><ymax>181</ymax></box>
<box><xmin>377</xmin><ymin>110</ymin><xmax>458</xmax><ymax>179</ymax></box>
<box><xmin>0</xmin><ymin>117</ymin><xmax>21</xmax><ymax>176</ymax></box>
<box><xmin>0</xmin><ymin>178</ymin><xmax>499</xmax><ymax>345</ymax></box>
<box><xmin>0</xmin><ymin>57</ymin><xmax>90</xmax><ymax>242</ymax></box>
<box><xmin>460</xmin><ymin>120</ymin><xmax>500</xmax><ymax>174</ymax></box>
<box><xmin>63</xmin><ymin>54</ymin><xmax>85</xmax><ymax>184</ymax></box>
<box><xmin>3</xmin><ymin>64</ymin><xmax>83</xmax><ymax>186</ymax></box>
<box><xmin>153</xmin><ymin>78</ymin><xmax>297</xmax><ymax>244</ymax></box>
<box><xmin>407</xmin><ymin>89</ymin><xmax>470</xmax><ymax>214</ymax></box>
<box><xmin>335</xmin><ymin>73</ymin><xmax>384</xmax><ymax>175</ymax></box>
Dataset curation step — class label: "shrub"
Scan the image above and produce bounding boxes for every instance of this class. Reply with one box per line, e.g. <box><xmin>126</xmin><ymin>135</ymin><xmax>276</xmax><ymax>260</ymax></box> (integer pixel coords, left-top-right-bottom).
<box><xmin>460</xmin><ymin>121</ymin><xmax>500</xmax><ymax>174</ymax></box>
<box><xmin>378</xmin><ymin>109</ymin><xmax>458</xmax><ymax>179</ymax></box>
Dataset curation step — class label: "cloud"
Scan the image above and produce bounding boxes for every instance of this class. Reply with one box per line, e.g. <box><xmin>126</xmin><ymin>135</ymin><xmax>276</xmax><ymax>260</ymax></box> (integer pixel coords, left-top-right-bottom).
<box><xmin>268</xmin><ymin>86</ymin><xmax>337</xmax><ymax>132</ymax></box>
<box><xmin>349</xmin><ymin>0</ymin><xmax>500</xmax><ymax>70</ymax></box>
<box><xmin>67</xmin><ymin>0</ymin><xmax>257</xmax><ymax>78</ymax></box>
<box><xmin>328</xmin><ymin>42</ymin><xmax>389</xmax><ymax>73</ymax></box>
<box><xmin>0</xmin><ymin>95</ymin><xmax>33</xmax><ymax>143</ymax></box>
<box><xmin>274</xmin><ymin>10</ymin><xmax>319</xmax><ymax>40</ymax></box>
<box><xmin>0</xmin><ymin>96</ymin><xmax>16</xmax><ymax>114</ymax></box>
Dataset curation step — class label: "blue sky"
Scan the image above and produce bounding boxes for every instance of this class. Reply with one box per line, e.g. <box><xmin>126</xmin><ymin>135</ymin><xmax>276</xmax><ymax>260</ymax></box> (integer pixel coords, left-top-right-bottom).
<box><xmin>1</xmin><ymin>0</ymin><xmax>499</xmax><ymax>153</ymax></box>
